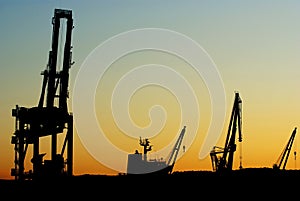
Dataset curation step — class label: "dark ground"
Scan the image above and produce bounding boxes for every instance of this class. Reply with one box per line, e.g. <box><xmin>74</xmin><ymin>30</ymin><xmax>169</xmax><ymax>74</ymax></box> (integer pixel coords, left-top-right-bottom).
<box><xmin>1</xmin><ymin>168</ymin><xmax>300</xmax><ymax>199</ymax></box>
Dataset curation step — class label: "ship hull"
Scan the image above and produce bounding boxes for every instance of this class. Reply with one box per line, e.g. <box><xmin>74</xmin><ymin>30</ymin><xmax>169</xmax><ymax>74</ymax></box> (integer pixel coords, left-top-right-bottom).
<box><xmin>127</xmin><ymin>153</ymin><xmax>174</xmax><ymax>175</ymax></box>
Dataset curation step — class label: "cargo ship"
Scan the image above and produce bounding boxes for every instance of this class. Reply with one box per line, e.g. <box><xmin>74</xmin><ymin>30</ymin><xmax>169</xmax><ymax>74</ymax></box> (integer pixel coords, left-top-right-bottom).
<box><xmin>126</xmin><ymin>126</ymin><xmax>186</xmax><ymax>175</ymax></box>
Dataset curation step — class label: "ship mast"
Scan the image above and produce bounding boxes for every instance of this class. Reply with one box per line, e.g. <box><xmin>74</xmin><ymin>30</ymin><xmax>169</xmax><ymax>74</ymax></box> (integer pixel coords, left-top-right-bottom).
<box><xmin>139</xmin><ymin>137</ymin><xmax>152</xmax><ymax>161</ymax></box>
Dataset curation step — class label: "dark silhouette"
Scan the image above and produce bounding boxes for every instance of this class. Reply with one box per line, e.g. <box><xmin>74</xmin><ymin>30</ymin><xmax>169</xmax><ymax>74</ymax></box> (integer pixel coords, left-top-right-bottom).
<box><xmin>273</xmin><ymin>127</ymin><xmax>297</xmax><ymax>170</ymax></box>
<box><xmin>10</xmin><ymin>8</ymin><xmax>74</xmax><ymax>181</ymax></box>
<box><xmin>210</xmin><ymin>91</ymin><xmax>243</xmax><ymax>173</ymax></box>
<box><xmin>127</xmin><ymin>126</ymin><xmax>186</xmax><ymax>175</ymax></box>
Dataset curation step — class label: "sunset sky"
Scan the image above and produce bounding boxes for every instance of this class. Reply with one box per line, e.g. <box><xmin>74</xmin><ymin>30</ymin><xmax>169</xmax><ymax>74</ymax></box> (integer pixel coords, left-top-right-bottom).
<box><xmin>1</xmin><ymin>0</ymin><xmax>300</xmax><ymax>179</ymax></box>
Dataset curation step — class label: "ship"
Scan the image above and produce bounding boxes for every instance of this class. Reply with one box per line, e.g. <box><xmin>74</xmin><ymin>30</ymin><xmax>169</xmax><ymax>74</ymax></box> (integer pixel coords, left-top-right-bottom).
<box><xmin>126</xmin><ymin>126</ymin><xmax>186</xmax><ymax>175</ymax></box>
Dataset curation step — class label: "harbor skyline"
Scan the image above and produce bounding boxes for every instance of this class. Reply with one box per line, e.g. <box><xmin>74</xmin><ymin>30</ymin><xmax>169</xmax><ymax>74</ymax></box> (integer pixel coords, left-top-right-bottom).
<box><xmin>1</xmin><ymin>0</ymin><xmax>300</xmax><ymax>179</ymax></box>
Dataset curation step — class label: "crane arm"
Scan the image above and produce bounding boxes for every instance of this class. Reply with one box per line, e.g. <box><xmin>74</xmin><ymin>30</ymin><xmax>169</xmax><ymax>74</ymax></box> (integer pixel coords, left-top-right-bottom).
<box><xmin>273</xmin><ymin>127</ymin><xmax>297</xmax><ymax>170</ymax></box>
<box><xmin>166</xmin><ymin>126</ymin><xmax>186</xmax><ymax>166</ymax></box>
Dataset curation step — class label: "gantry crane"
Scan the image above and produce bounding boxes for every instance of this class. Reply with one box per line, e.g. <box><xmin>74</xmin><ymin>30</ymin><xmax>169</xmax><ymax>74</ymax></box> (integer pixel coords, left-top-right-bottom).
<box><xmin>273</xmin><ymin>127</ymin><xmax>297</xmax><ymax>170</ymax></box>
<box><xmin>11</xmin><ymin>8</ymin><xmax>74</xmax><ymax>181</ymax></box>
<box><xmin>210</xmin><ymin>92</ymin><xmax>242</xmax><ymax>173</ymax></box>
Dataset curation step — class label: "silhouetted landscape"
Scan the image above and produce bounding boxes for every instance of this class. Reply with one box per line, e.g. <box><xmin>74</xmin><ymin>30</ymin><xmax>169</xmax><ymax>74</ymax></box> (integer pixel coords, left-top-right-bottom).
<box><xmin>1</xmin><ymin>168</ymin><xmax>300</xmax><ymax>197</ymax></box>
<box><xmin>2</xmin><ymin>6</ymin><xmax>300</xmax><ymax>199</ymax></box>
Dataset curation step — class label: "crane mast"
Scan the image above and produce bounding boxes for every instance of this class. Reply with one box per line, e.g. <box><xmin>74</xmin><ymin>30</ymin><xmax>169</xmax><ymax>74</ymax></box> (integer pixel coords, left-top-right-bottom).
<box><xmin>273</xmin><ymin>127</ymin><xmax>297</xmax><ymax>170</ymax></box>
<box><xmin>210</xmin><ymin>92</ymin><xmax>242</xmax><ymax>173</ymax></box>
<box><xmin>11</xmin><ymin>8</ymin><xmax>74</xmax><ymax>181</ymax></box>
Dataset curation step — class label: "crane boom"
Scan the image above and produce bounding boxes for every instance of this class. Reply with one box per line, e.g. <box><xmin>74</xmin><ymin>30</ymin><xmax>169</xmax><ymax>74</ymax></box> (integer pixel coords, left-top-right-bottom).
<box><xmin>167</xmin><ymin>126</ymin><xmax>186</xmax><ymax>166</ymax></box>
<box><xmin>273</xmin><ymin>127</ymin><xmax>297</xmax><ymax>170</ymax></box>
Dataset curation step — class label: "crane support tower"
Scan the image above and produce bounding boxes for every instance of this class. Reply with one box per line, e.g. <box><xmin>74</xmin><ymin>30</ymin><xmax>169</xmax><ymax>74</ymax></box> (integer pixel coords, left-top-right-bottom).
<box><xmin>11</xmin><ymin>8</ymin><xmax>74</xmax><ymax>181</ymax></box>
<box><xmin>210</xmin><ymin>92</ymin><xmax>243</xmax><ymax>173</ymax></box>
<box><xmin>273</xmin><ymin>127</ymin><xmax>297</xmax><ymax>170</ymax></box>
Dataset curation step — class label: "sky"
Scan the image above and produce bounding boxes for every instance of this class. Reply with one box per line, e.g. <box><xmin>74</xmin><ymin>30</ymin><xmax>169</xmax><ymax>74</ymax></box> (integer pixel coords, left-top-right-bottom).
<box><xmin>1</xmin><ymin>0</ymin><xmax>300</xmax><ymax>179</ymax></box>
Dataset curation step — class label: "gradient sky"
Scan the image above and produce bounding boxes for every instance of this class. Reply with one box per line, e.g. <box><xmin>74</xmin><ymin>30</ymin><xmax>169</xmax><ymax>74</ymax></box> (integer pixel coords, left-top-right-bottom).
<box><xmin>1</xmin><ymin>0</ymin><xmax>300</xmax><ymax>179</ymax></box>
